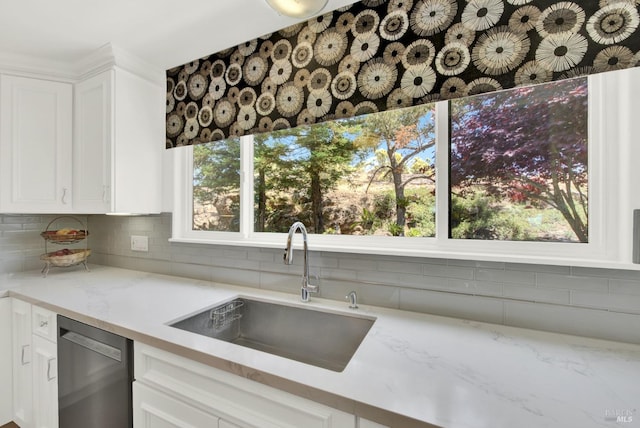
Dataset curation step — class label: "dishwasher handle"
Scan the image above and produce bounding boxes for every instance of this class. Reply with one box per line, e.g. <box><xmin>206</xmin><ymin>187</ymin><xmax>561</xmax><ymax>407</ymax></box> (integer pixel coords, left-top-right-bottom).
<box><xmin>60</xmin><ymin>330</ymin><xmax>123</xmax><ymax>362</ymax></box>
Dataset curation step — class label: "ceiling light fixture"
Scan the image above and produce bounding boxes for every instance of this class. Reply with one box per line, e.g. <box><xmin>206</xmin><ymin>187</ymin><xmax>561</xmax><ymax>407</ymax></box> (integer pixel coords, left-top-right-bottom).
<box><xmin>265</xmin><ymin>0</ymin><xmax>328</xmax><ymax>19</ymax></box>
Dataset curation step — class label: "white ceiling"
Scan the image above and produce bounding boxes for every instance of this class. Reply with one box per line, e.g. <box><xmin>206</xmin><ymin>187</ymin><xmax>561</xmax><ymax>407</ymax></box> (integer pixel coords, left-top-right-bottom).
<box><xmin>0</xmin><ymin>0</ymin><xmax>356</xmax><ymax>71</ymax></box>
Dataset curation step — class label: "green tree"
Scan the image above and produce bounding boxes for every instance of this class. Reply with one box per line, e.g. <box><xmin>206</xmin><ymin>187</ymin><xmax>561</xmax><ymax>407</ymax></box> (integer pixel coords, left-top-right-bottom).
<box><xmin>193</xmin><ymin>138</ymin><xmax>241</xmax><ymax>195</ymax></box>
<box><xmin>302</xmin><ymin>123</ymin><xmax>355</xmax><ymax>233</ymax></box>
<box><xmin>254</xmin><ymin>133</ymin><xmax>295</xmax><ymax>232</ymax></box>
<box><xmin>355</xmin><ymin>104</ymin><xmax>436</xmax><ymax>234</ymax></box>
<box><xmin>193</xmin><ymin>138</ymin><xmax>241</xmax><ymax>231</ymax></box>
<box><xmin>263</xmin><ymin>120</ymin><xmax>362</xmax><ymax>233</ymax></box>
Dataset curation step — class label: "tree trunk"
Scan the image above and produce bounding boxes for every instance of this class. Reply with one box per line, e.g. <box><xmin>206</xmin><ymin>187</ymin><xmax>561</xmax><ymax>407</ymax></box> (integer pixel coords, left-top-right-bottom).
<box><xmin>548</xmin><ymin>146</ymin><xmax>588</xmax><ymax>243</ymax></box>
<box><xmin>256</xmin><ymin>168</ymin><xmax>266</xmax><ymax>232</ymax></box>
<box><xmin>389</xmin><ymin>154</ymin><xmax>405</xmax><ymax>235</ymax></box>
<box><xmin>310</xmin><ymin>172</ymin><xmax>324</xmax><ymax>233</ymax></box>
<box><xmin>394</xmin><ymin>172</ymin><xmax>406</xmax><ymax>230</ymax></box>
<box><xmin>553</xmin><ymin>195</ymin><xmax>588</xmax><ymax>242</ymax></box>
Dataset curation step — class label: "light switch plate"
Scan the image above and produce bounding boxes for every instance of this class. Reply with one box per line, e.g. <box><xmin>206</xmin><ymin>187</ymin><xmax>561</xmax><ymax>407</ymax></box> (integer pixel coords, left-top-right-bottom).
<box><xmin>131</xmin><ymin>235</ymin><xmax>149</xmax><ymax>252</ymax></box>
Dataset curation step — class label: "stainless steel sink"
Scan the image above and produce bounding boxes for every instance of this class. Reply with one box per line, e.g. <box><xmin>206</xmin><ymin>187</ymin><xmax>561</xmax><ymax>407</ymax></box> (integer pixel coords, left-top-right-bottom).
<box><xmin>169</xmin><ymin>297</ymin><xmax>375</xmax><ymax>372</ymax></box>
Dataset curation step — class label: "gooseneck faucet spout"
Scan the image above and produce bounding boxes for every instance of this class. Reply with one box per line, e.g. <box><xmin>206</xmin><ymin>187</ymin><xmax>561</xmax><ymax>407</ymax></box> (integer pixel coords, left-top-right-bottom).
<box><xmin>284</xmin><ymin>222</ymin><xmax>319</xmax><ymax>302</ymax></box>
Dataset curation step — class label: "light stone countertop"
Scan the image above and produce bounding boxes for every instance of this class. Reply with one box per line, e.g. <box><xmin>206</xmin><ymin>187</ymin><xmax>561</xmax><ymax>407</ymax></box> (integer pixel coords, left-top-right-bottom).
<box><xmin>4</xmin><ymin>265</ymin><xmax>640</xmax><ymax>428</ymax></box>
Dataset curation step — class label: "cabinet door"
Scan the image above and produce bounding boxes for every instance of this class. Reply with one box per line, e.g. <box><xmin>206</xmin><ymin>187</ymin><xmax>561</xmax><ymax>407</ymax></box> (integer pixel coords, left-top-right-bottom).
<box><xmin>73</xmin><ymin>68</ymin><xmax>163</xmax><ymax>214</ymax></box>
<box><xmin>0</xmin><ymin>75</ymin><xmax>73</xmax><ymax>213</ymax></box>
<box><xmin>0</xmin><ymin>298</ymin><xmax>13</xmax><ymax>425</ymax></box>
<box><xmin>73</xmin><ymin>70</ymin><xmax>113</xmax><ymax>213</ymax></box>
<box><xmin>32</xmin><ymin>335</ymin><xmax>58</xmax><ymax>428</ymax></box>
<box><xmin>111</xmin><ymin>68</ymin><xmax>163</xmax><ymax>214</ymax></box>
<box><xmin>133</xmin><ymin>382</ymin><xmax>219</xmax><ymax>428</ymax></box>
<box><xmin>12</xmin><ymin>299</ymin><xmax>33</xmax><ymax>428</ymax></box>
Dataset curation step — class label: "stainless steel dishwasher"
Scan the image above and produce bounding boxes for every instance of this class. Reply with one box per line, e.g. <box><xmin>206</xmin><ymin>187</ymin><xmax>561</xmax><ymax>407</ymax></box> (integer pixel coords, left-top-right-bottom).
<box><xmin>57</xmin><ymin>315</ymin><xmax>133</xmax><ymax>428</ymax></box>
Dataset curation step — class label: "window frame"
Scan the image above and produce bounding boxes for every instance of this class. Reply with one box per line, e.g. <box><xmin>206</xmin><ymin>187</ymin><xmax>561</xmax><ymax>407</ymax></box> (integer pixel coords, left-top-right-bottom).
<box><xmin>171</xmin><ymin>74</ymin><xmax>625</xmax><ymax>267</ymax></box>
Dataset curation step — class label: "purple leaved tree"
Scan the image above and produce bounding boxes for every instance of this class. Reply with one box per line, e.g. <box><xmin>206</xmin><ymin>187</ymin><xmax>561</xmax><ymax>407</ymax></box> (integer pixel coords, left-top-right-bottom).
<box><xmin>450</xmin><ymin>78</ymin><xmax>589</xmax><ymax>242</ymax></box>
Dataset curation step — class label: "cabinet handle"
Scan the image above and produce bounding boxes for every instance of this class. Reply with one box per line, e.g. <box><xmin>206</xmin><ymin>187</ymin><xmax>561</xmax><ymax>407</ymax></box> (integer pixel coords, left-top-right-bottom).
<box><xmin>62</xmin><ymin>187</ymin><xmax>68</xmax><ymax>204</ymax></box>
<box><xmin>40</xmin><ymin>320</ymin><xmax>48</xmax><ymax>328</ymax></box>
<box><xmin>102</xmin><ymin>185</ymin><xmax>107</xmax><ymax>202</ymax></box>
<box><xmin>47</xmin><ymin>357</ymin><xmax>56</xmax><ymax>381</ymax></box>
<box><xmin>21</xmin><ymin>345</ymin><xmax>30</xmax><ymax>365</ymax></box>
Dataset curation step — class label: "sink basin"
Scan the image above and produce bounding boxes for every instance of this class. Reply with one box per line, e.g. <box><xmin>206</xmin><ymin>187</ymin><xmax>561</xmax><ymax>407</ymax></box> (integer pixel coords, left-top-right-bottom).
<box><xmin>169</xmin><ymin>297</ymin><xmax>375</xmax><ymax>372</ymax></box>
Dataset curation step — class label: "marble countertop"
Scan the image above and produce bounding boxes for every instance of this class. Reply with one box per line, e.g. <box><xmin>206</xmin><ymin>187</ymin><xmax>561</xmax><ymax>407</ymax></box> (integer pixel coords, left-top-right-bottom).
<box><xmin>3</xmin><ymin>265</ymin><xmax>640</xmax><ymax>428</ymax></box>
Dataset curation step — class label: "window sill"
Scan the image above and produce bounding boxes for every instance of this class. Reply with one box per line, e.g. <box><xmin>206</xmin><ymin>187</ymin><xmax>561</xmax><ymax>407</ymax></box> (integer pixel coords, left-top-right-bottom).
<box><xmin>168</xmin><ymin>236</ymin><xmax>640</xmax><ymax>271</ymax></box>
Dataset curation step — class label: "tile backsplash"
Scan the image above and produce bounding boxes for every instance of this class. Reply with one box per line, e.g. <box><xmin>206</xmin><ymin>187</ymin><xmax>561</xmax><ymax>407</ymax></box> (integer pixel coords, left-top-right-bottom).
<box><xmin>0</xmin><ymin>214</ymin><xmax>90</xmax><ymax>274</ymax></box>
<box><xmin>2</xmin><ymin>213</ymin><xmax>640</xmax><ymax>344</ymax></box>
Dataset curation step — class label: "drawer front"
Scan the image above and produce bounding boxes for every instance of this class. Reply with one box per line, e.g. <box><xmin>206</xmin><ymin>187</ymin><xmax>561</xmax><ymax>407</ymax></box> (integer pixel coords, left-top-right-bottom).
<box><xmin>135</xmin><ymin>343</ymin><xmax>355</xmax><ymax>428</ymax></box>
<box><xmin>32</xmin><ymin>306</ymin><xmax>57</xmax><ymax>342</ymax></box>
<box><xmin>358</xmin><ymin>418</ymin><xmax>390</xmax><ymax>428</ymax></box>
<box><xmin>133</xmin><ymin>381</ymin><xmax>220</xmax><ymax>428</ymax></box>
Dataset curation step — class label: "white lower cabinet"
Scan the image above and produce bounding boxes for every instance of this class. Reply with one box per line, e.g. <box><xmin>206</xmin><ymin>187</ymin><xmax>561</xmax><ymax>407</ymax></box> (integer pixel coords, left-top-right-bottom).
<box><xmin>357</xmin><ymin>418</ymin><xmax>390</xmax><ymax>428</ymax></box>
<box><xmin>12</xmin><ymin>299</ymin><xmax>33</xmax><ymax>428</ymax></box>
<box><xmin>32</xmin><ymin>336</ymin><xmax>58</xmax><ymax>428</ymax></box>
<box><xmin>11</xmin><ymin>299</ymin><xmax>59</xmax><ymax>428</ymax></box>
<box><xmin>0</xmin><ymin>298</ymin><xmax>13</xmax><ymax>425</ymax></box>
<box><xmin>134</xmin><ymin>343</ymin><xmax>355</xmax><ymax>428</ymax></box>
<box><xmin>134</xmin><ymin>381</ymin><xmax>220</xmax><ymax>428</ymax></box>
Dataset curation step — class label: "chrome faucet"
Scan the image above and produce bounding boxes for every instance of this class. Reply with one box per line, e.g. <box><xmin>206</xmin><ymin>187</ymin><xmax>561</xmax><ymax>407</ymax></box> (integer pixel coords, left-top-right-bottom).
<box><xmin>284</xmin><ymin>222</ymin><xmax>319</xmax><ymax>302</ymax></box>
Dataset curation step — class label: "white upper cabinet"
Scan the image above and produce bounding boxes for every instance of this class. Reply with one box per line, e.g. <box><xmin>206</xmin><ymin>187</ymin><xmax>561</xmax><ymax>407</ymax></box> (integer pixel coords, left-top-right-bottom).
<box><xmin>73</xmin><ymin>67</ymin><xmax>163</xmax><ymax>214</ymax></box>
<box><xmin>73</xmin><ymin>70</ymin><xmax>112</xmax><ymax>213</ymax></box>
<box><xmin>0</xmin><ymin>75</ymin><xmax>73</xmax><ymax>213</ymax></box>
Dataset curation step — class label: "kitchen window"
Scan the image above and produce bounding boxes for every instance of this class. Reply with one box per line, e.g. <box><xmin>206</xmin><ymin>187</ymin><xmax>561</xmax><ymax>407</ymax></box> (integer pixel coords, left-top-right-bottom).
<box><xmin>252</xmin><ymin>104</ymin><xmax>436</xmax><ymax>237</ymax></box>
<box><xmin>193</xmin><ymin>137</ymin><xmax>241</xmax><ymax>232</ymax></box>
<box><xmin>172</xmin><ymin>74</ymin><xmax>620</xmax><ymax>265</ymax></box>
<box><xmin>449</xmin><ymin>78</ymin><xmax>589</xmax><ymax>243</ymax></box>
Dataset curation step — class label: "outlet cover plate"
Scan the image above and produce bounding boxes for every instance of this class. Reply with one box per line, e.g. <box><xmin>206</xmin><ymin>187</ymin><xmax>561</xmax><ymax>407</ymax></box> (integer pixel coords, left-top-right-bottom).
<box><xmin>634</xmin><ymin>210</ymin><xmax>640</xmax><ymax>264</ymax></box>
<box><xmin>131</xmin><ymin>235</ymin><xmax>149</xmax><ymax>252</ymax></box>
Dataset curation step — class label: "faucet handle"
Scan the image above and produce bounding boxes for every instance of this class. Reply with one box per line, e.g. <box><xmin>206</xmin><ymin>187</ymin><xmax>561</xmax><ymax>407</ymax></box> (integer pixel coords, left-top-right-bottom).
<box><xmin>346</xmin><ymin>291</ymin><xmax>358</xmax><ymax>309</ymax></box>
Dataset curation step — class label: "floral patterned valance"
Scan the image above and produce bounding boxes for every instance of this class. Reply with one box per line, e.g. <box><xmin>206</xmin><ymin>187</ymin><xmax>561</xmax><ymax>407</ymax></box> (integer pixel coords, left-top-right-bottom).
<box><xmin>166</xmin><ymin>0</ymin><xmax>640</xmax><ymax>148</ymax></box>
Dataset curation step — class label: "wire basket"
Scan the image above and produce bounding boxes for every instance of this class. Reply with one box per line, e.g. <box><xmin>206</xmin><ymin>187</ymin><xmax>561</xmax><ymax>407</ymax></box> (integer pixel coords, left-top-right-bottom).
<box><xmin>210</xmin><ymin>299</ymin><xmax>244</xmax><ymax>329</ymax></box>
<box><xmin>40</xmin><ymin>249</ymin><xmax>92</xmax><ymax>267</ymax></box>
<box><xmin>40</xmin><ymin>229</ymin><xmax>88</xmax><ymax>244</ymax></box>
<box><xmin>40</xmin><ymin>215</ymin><xmax>90</xmax><ymax>276</ymax></box>
<box><xmin>40</xmin><ymin>216</ymin><xmax>89</xmax><ymax>244</ymax></box>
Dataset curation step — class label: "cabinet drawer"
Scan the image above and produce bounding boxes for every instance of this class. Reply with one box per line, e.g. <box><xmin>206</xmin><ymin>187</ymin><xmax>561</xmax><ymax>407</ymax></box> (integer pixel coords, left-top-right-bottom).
<box><xmin>133</xmin><ymin>381</ymin><xmax>220</xmax><ymax>428</ymax></box>
<box><xmin>32</xmin><ymin>306</ymin><xmax>57</xmax><ymax>342</ymax></box>
<box><xmin>358</xmin><ymin>418</ymin><xmax>390</xmax><ymax>428</ymax></box>
<box><xmin>135</xmin><ymin>343</ymin><xmax>354</xmax><ymax>428</ymax></box>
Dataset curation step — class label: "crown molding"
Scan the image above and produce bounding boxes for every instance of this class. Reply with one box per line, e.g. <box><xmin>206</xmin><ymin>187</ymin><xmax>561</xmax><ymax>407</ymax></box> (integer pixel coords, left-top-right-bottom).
<box><xmin>76</xmin><ymin>43</ymin><xmax>164</xmax><ymax>84</ymax></box>
<box><xmin>0</xmin><ymin>43</ymin><xmax>163</xmax><ymax>85</ymax></box>
<box><xmin>0</xmin><ymin>51</ymin><xmax>77</xmax><ymax>81</ymax></box>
